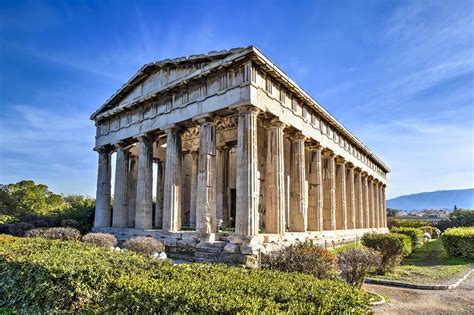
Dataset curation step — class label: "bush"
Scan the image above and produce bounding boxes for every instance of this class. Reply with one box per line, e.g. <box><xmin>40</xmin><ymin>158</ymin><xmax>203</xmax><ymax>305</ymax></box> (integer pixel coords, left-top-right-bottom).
<box><xmin>337</xmin><ymin>247</ymin><xmax>381</xmax><ymax>289</ymax></box>
<box><xmin>438</xmin><ymin>210</ymin><xmax>474</xmax><ymax>232</ymax></box>
<box><xmin>362</xmin><ymin>232</ymin><xmax>412</xmax><ymax>274</ymax></box>
<box><xmin>441</xmin><ymin>227</ymin><xmax>474</xmax><ymax>259</ymax></box>
<box><xmin>25</xmin><ymin>227</ymin><xmax>81</xmax><ymax>241</ymax></box>
<box><xmin>81</xmin><ymin>233</ymin><xmax>117</xmax><ymax>248</ymax></box>
<box><xmin>122</xmin><ymin>236</ymin><xmax>165</xmax><ymax>255</ymax></box>
<box><xmin>393</xmin><ymin>220</ymin><xmax>435</xmax><ymax>228</ymax></box>
<box><xmin>261</xmin><ymin>242</ymin><xmax>337</xmax><ymax>279</ymax></box>
<box><xmin>0</xmin><ymin>215</ymin><xmax>17</xmax><ymax>225</ymax></box>
<box><xmin>0</xmin><ymin>222</ymin><xmax>35</xmax><ymax>236</ymax></box>
<box><xmin>390</xmin><ymin>227</ymin><xmax>424</xmax><ymax>248</ymax></box>
<box><xmin>0</xmin><ymin>235</ymin><xmax>371</xmax><ymax>313</ymax></box>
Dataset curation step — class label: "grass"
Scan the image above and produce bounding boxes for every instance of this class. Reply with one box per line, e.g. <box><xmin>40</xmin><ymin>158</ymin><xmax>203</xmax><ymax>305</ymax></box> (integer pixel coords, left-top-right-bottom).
<box><xmin>372</xmin><ymin>239</ymin><xmax>473</xmax><ymax>284</ymax></box>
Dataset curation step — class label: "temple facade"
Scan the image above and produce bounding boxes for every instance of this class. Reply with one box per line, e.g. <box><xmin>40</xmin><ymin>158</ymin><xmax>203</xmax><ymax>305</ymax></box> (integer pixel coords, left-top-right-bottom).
<box><xmin>91</xmin><ymin>46</ymin><xmax>389</xmax><ymax>263</ymax></box>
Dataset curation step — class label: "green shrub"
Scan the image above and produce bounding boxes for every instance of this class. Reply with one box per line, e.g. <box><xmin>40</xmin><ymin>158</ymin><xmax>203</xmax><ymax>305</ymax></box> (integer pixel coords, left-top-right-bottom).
<box><xmin>337</xmin><ymin>247</ymin><xmax>381</xmax><ymax>289</ymax></box>
<box><xmin>0</xmin><ymin>222</ymin><xmax>35</xmax><ymax>236</ymax></box>
<box><xmin>0</xmin><ymin>215</ymin><xmax>16</xmax><ymax>225</ymax></box>
<box><xmin>332</xmin><ymin>242</ymin><xmax>363</xmax><ymax>255</ymax></box>
<box><xmin>393</xmin><ymin>220</ymin><xmax>435</xmax><ymax>228</ymax></box>
<box><xmin>82</xmin><ymin>232</ymin><xmax>117</xmax><ymax>248</ymax></box>
<box><xmin>122</xmin><ymin>236</ymin><xmax>165</xmax><ymax>255</ymax></box>
<box><xmin>441</xmin><ymin>227</ymin><xmax>474</xmax><ymax>259</ymax></box>
<box><xmin>361</xmin><ymin>232</ymin><xmax>412</xmax><ymax>274</ymax></box>
<box><xmin>438</xmin><ymin>210</ymin><xmax>474</xmax><ymax>232</ymax></box>
<box><xmin>261</xmin><ymin>242</ymin><xmax>337</xmax><ymax>279</ymax></box>
<box><xmin>390</xmin><ymin>227</ymin><xmax>424</xmax><ymax>248</ymax></box>
<box><xmin>0</xmin><ymin>235</ymin><xmax>370</xmax><ymax>313</ymax></box>
<box><xmin>25</xmin><ymin>227</ymin><xmax>81</xmax><ymax>241</ymax></box>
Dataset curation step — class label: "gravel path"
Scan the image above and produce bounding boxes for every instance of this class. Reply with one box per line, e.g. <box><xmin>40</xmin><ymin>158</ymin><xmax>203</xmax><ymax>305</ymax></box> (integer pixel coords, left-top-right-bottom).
<box><xmin>366</xmin><ymin>274</ymin><xmax>474</xmax><ymax>314</ymax></box>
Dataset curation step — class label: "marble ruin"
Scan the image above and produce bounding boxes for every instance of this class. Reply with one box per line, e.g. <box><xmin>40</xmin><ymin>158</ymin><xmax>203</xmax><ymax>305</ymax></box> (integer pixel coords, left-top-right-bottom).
<box><xmin>91</xmin><ymin>46</ymin><xmax>389</xmax><ymax>264</ymax></box>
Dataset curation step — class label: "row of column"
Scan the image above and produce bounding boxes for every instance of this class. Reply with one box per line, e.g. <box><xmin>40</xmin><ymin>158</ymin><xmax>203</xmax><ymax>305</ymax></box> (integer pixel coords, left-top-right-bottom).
<box><xmin>95</xmin><ymin>105</ymin><xmax>387</xmax><ymax>236</ymax></box>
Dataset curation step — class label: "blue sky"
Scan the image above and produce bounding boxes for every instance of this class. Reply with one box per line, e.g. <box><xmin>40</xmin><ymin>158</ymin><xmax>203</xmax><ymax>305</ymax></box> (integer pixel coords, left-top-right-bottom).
<box><xmin>0</xmin><ymin>0</ymin><xmax>473</xmax><ymax>199</ymax></box>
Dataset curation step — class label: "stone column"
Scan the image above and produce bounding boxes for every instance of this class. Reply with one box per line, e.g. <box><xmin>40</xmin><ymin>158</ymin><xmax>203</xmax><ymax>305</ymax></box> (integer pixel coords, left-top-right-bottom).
<box><xmin>323</xmin><ymin>151</ymin><xmax>336</xmax><ymax>230</ymax></box>
<box><xmin>382</xmin><ymin>185</ymin><xmax>387</xmax><ymax>227</ymax></box>
<box><xmin>163</xmin><ymin>126</ymin><xmax>182</xmax><ymax>232</ymax></box>
<box><xmin>94</xmin><ymin>147</ymin><xmax>112</xmax><ymax>227</ymax></box>
<box><xmin>307</xmin><ymin>144</ymin><xmax>323</xmax><ymax>231</ymax></box>
<box><xmin>189</xmin><ymin>151</ymin><xmax>198</xmax><ymax>229</ymax></box>
<box><xmin>355</xmin><ymin>170</ymin><xmax>363</xmax><ymax>229</ymax></box>
<box><xmin>235</xmin><ymin>105</ymin><xmax>260</xmax><ymax>236</ymax></box>
<box><xmin>135</xmin><ymin>136</ymin><xmax>154</xmax><ymax>229</ymax></box>
<box><xmin>216</xmin><ymin>145</ymin><xmax>230</xmax><ymax>227</ymax></box>
<box><xmin>374</xmin><ymin>179</ymin><xmax>379</xmax><ymax>228</ymax></box>
<box><xmin>335</xmin><ymin>158</ymin><xmax>347</xmax><ymax>230</ymax></box>
<box><xmin>154</xmin><ymin>159</ymin><xmax>164</xmax><ymax>228</ymax></box>
<box><xmin>347</xmin><ymin>165</ymin><xmax>356</xmax><ymax>229</ymax></box>
<box><xmin>290</xmin><ymin>133</ymin><xmax>307</xmax><ymax>232</ymax></box>
<box><xmin>265</xmin><ymin>119</ymin><xmax>286</xmax><ymax>235</ymax></box>
<box><xmin>368</xmin><ymin>177</ymin><xmax>374</xmax><ymax>228</ymax></box>
<box><xmin>127</xmin><ymin>154</ymin><xmax>138</xmax><ymax>228</ymax></box>
<box><xmin>195</xmin><ymin>117</ymin><xmax>217</xmax><ymax>235</ymax></box>
<box><xmin>379</xmin><ymin>183</ymin><xmax>384</xmax><ymax>228</ymax></box>
<box><xmin>112</xmin><ymin>145</ymin><xmax>129</xmax><ymax>228</ymax></box>
<box><xmin>362</xmin><ymin>173</ymin><xmax>370</xmax><ymax>228</ymax></box>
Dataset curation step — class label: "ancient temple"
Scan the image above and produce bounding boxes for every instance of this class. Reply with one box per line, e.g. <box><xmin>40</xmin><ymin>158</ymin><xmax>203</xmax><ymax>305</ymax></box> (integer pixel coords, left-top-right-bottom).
<box><xmin>91</xmin><ymin>46</ymin><xmax>389</xmax><ymax>263</ymax></box>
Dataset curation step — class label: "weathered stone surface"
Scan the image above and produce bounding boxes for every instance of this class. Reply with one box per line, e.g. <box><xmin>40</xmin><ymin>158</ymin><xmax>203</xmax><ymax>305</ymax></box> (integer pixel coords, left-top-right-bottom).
<box><xmin>94</xmin><ymin>148</ymin><xmax>111</xmax><ymax>227</ymax></box>
<box><xmin>135</xmin><ymin>136</ymin><xmax>153</xmax><ymax>229</ymax></box>
<box><xmin>223</xmin><ymin>242</ymin><xmax>240</xmax><ymax>253</ymax></box>
<box><xmin>91</xmin><ymin>48</ymin><xmax>390</xmax><ymax>264</ymax></box>
<box><xmin>113</xmin><ymin>146</ymin><xmax>129</xmax><ymax>227</ymax></box>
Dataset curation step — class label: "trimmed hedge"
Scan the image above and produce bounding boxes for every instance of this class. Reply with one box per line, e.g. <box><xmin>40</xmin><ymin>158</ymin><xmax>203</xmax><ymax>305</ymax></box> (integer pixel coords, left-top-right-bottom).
<box><xmin>393</xmin><ymin>220</ymin><xmax>435</xmax><ymax>228</ymax></box>
<box><xmin>0</xmin><ymin>235</ymin><xmax>370</xmax><ymax>313</ymax></box>
<box><xmin>361</xmin><ymin>232</ymin><xmax>412</xmax><ymax>273</ymax></box>
<box><xmin>441</xmin><ymin>227</ymin><xmax>474</xmax><ymax>259</ymax></box>
<box><xmin>390</xmin><ymin>227</ymin><xmax>424</xmax><ymax>248</ymax></box>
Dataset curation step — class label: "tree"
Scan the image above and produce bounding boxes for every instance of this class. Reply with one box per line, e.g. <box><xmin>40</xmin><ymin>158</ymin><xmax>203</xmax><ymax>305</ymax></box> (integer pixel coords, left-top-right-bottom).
<box><xmin>0</xmin><ymin>180</ymin><xmax>65</xmax><ymax>217</ymax></box>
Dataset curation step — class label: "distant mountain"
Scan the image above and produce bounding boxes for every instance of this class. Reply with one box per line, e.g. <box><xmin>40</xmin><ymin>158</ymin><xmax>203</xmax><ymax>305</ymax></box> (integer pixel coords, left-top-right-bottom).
<box><xmin>387</xmin><ymin>188</ymin><xmax>474</xmax><ymax>211</ymax></box>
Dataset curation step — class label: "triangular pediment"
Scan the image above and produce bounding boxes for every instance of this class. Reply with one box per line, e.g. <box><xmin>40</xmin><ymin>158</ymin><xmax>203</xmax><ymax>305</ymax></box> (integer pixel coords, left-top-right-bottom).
<box><xmin>91</xmin><ymin>47</ymin><xmax>252</xmax><ymax>119</ymax></box>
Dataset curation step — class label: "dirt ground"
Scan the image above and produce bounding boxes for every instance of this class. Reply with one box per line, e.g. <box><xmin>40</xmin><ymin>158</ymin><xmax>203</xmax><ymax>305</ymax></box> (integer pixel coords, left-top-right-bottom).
<box><xmin>366</xmin><ymin>274</ymin><xmax>474</xmax><ymax>314</ymax></box>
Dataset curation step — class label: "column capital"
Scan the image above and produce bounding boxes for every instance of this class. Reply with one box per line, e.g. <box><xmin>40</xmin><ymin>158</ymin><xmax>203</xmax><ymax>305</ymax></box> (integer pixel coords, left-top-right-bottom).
<box><xmin>335</xmin><ymin>156</ymin><xmax>346</xmax><ymax>164</ymax></box>
<box><xmin>136</xmin><ymin>134</ymin><xmax>154</xmax><ymax>143</ymax></box>
<box><xmin>346</xmin><ymin>162</ymin><xmax>355</xmax><ymax>169</ymax></box>
<box><xmin>288</xmin><ymin>131</ymin><xmax>306</xmax><ymax>141</ymax></box>
<box><xmin>193</xmin><ymin>113</ymin><xmax>216</xmax><ymax>125</ymax></box>
<box><xmin>322</xmin><ymin>149</ymin><xmax>336</xmax><ymax>158</ymax></box>
<box><xmin>264</xmin><ymin>117</ymin><xmax>286</xmax><ymax>129</ymax></box>
<box><xmin>163</xmin><ymin>124</ymin><xmax>182</xmax><ymax>134</ymax></box>
<box><xmin>234</xmin><ymin>104</ymin><xmax>261</xmax><ymax>114</ymax></box>
<box><xmin>94</xmin><ymin>145</ymin><xmax>113</xmax><ymax>153</ymax></box>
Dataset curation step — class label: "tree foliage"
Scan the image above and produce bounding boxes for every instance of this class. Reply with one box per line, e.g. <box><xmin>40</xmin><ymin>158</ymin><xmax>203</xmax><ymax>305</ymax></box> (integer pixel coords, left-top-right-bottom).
<box><xmin>437</xmin><ymin>209</ymin><xmax>474</xmax><ymax>232</ymax></box>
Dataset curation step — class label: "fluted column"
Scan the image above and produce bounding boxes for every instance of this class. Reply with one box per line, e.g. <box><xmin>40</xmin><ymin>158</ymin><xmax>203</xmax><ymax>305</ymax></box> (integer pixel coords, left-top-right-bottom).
<box><xmin>335</xmin><ymin>158</ymin><xmax>347</xmax><ymax>230</ymax></box>
<box><xmin>290</xmin><ymin>133</ymin><xmax>307</xmax><ymax>232</ymax></box>
<box><xmin>195</xmin><ymin>117</ymin><xmax>217</xmax><ymax>235</ymax></box>
<box><xmin>94</xmin><ymin>147</ymin><xmax>112</xmax><ymax>227</ymax></box>
<box><xmin>362</xmin><ymin>173</ymin><xmax>370</xmax><ymax>228</ymax></box>
<box><xmin>379</xmin><ymin>183</ymin><xmax>384</xmax><ymax>228</ymax></box>
<box><xmin>347</xmin><ymin>165</ymin><xmax>356</xmax><ymax>229</ymax></box>
<box><xmin>368</xmin><ymin>177</ymin><xmax>374</xmax><ymax>228</ymax></box>
<box><xmin>154</xmin><ymin>159</ymin><xmax>164</xmax><ymax>228</ymax></box>
<box><xmin>265</xmin><ymin>119</ymin><xmax>286</xmax><ymax>235</ymax></box>
<box><xmin>189</xmin><ymin>151</ymin><xmax>198</xmax><ymax>229</ymax></box>
<box><xmin>382</xmin><ymin>185</ymin><xmax>387</xmax><ymax>227</ymax></box>
<box><xmin>308</xmin><ymin>144</ymin><xmax>323</xmax><ymax>231</ymax></box>
<box><xmin>113</xmin><ymin>145</ymin><xmax>129</xmax><ymax>227</ymax></box>
<box><xmin>216</xmin><ymin>145</ymin><xmax>230</xmax><ymax>227</ymax></box>
<box><xmin>163</xmin><ymin>127</ymin><xmax>182</xmax><ymax>232</ymax></box>
<box><xmin>323</xmin><ymin>151</ymin><xmax>336</xmax><ymax>230</ymax></box>
<box><xmin>235</xmin><ymin>105</ymin><xmax>260</xmax><ymax>236</ymax></box>
<box><xmin>135</xmin><ymin>136</ymin><xmax>153</xmax><ymax>229</ymax></box>
<box><xmin>374</xmin><ymin>179</ymin><xmax>379</xmax><ymax>228</ymax></box>
<box><xmin>355</xmin><ymin>170</ymin><xmax>363</xmax><ymax>228</ymax></box>
<box><xmin>127</xmin><ymin>154</ymin><xmax>138</xmax><ymax>227</ymax></box>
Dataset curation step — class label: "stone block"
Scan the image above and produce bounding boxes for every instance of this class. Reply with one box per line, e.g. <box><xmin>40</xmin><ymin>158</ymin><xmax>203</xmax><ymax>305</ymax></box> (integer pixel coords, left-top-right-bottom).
<box><xmin>240</xmin><ymin>244</ymin><xmax>263</xmax><ymax>255</ymax></box>
<box><xmin>223</xmin><ymin>243</ymin><xmax>240</xmax><ymax>253</ymax></box>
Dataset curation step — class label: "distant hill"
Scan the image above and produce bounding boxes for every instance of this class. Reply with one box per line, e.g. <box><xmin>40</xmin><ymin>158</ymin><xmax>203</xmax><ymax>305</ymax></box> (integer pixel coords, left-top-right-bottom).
<box><xmin>387</xmin><ymin>188</ymin><xmax>474</xmax><ymax>211</ymax></box>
